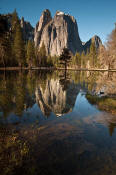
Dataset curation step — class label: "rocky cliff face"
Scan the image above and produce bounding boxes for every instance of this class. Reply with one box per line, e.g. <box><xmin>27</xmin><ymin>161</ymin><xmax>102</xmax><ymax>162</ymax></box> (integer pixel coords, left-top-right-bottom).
<box><xmin>83</xmin><ymin>35</ymin><xmax>102</xmax><ymax>53</ymax></box>
<box><xmin>0</xmin><ymin>14</ymin><xmax>34</xmax><ymax>41</ymax></box>
<box><xmin>34</xmin><ymin>9</ymin><xmax>52</xmax><ymax>47</ymax></box>
<box><xmin>34</xmin><ymin>10</ymin><xmax>83</xmax><ymax>56</ymax></box>
<box><xmin>20</xmin><ymin>17</ymin><xmax>34</xmax><ymax>41</ymax></box>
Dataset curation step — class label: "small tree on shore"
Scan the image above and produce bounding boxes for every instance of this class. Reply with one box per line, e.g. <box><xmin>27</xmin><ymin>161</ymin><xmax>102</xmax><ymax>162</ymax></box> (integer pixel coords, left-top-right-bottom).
<box><xmin>59</xmin><ymin>48</ymin><xmax>71</xmax><ymax>70</ymax></box>
<box><xmin>59</xmin><ymin>48</ymin><xmax>72</xmax><ymax>79</ymax></box>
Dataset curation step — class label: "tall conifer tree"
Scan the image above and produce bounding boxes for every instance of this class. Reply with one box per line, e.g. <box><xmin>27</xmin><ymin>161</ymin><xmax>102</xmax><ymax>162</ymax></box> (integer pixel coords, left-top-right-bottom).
<box><xmin>26</xmin><ymin>40</ymin><xmax>36</xmax><ymax>67</ymax></box>
<box><xmin>13</xmin><ymin>23</ymin><xmax>25</xmax><ymax>67</ymax></box>
<box><xmin>37</xmin><ymin>42</ymin><xmax>47</xmax><ymax>66</ymax></box>
<box><xmin>89</xmin><ymin>42</ymin><xmax>97</xmax><ymax>68</ymax></box>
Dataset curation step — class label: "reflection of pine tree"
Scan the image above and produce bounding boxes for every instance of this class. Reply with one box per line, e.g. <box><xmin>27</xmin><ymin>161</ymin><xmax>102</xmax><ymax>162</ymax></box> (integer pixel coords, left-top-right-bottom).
<box><xmin>0</xmin><ymin>73</ymin><xmax>15</xmax><ymax>117</ymax></box>
<box><xmin>59</xmin><ymin>78</ymin><xmax>70</xmax><ymax>91</ymax></box>
<box><xmin>27</xmin><ymin>71</ymin><xmax>36</xmax><ymax>95</ymax></box>
<box><xmin>15</xmin><ymin>73</ymin><xmax>26</xmax><ymax>116</ymax></box>
<box><xmin>108</xmin><ymin>123</ymin><xmax>116</xmax><ymax>137</ymax></box>
<box><xmin>59</xmin><ymin>71</ymin><xmax>70</xmax><ymax>91</ymax></box>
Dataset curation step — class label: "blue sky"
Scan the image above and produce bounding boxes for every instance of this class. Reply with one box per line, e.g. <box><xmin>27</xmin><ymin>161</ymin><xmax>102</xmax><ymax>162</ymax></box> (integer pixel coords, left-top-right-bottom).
<box><xmin>0</xmin><ymin>0</ymin><xmax>116</xmax><ymax>43</ymax></box>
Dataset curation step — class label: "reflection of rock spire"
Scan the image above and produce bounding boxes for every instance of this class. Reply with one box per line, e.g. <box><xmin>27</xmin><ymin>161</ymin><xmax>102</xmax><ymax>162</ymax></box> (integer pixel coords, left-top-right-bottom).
<box><xmin>35</xmin><ymin>87</ymin><xmax>51</xmax><ymax>117</ymax></box>
<box><xmin>35</xmin><ymin>79</ymin><xmax>67</xmax><ymax>117</ymax></box>
<box><xmin>35</xmin><ymin>79</ymin><xmax>79</xmax><ymax>117</ymax></box>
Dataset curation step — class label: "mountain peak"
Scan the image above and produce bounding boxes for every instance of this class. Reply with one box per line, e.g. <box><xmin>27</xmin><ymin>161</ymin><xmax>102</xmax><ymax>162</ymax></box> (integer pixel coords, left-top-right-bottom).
<box><xmin>42</xmin><ymin>9</ymin><xmax>51</xmax><ymax>16</ymax></box>
<box><xmin>55</xmin><ymin>11</ymin><xmax>65</xmax><ymax>16</ymax></box>
<box><xmin>83</xmin><ymin>35</ymin><xmax>102</xmax><ymax>52</ymax></box>
<box><xmin>92</xmin><ymin>35</ymin><xmax>101</xmax><ymax>41</ymax></box>
<box><xmin>35</xmin><ymin>10</ymin><xmax>82</xmax><ymax>55</ymax></box>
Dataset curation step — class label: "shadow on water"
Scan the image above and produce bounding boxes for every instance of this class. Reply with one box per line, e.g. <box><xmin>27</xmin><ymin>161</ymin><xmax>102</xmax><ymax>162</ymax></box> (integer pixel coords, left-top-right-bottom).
<box><xmin>0</xmin><ymin>70</ymin><xmax>116</xmax><ymax>174</ymax></box>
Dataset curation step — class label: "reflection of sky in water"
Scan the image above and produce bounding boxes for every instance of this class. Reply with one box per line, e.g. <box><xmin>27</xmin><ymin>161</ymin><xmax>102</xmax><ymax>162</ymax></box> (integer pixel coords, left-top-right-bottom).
<box><xmin>72</xmin><ymin>92</ymin><xmax>100</xmax><ymax>117</ymax></box>
<box><xmin>1</xmin><ymin>103</ymin><xmax>57</xmax><ymax>124</ymax></box>
<box><xmin>62</xmin><ymin>92</ymin><xmax>100</xmax><ymax>119</ymax></box>
<box><xmin>1</xmin><ymin>104</ymin><xmax>43</xmax><ymax>124</ymax></box>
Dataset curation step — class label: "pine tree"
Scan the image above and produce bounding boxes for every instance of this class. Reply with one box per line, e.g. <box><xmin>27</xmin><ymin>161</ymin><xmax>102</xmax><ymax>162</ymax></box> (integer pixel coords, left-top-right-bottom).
<box><xmin>52</xmin><ymin>55</ymin><xmax>59</xmax><ymax>67</ymax></box>
<box><xmin>26</xmin><ymin>40</ymin><xmax>36</xmax><ymax>68</ymax></box>
<box><xmin>0</xmin><ymin>15</ymin><xmax>11</xmax><ymax>67</ymax></box>
<box><xmin>11</xmin><ymin>9</ymin><xmax>20</xmax><ymax>60</ymax></box>
<box><xmin>89</xmin><ymin>42</ymin><xmax>97</xmax><ymax>68</ymax></box>
<box><xmin>11</xmin><ymin>9</ymin><xmax>19</xmax><ymax>34</ymax></box>
<box><xmin>13</xmin><ymin>23</ymin><xmax>25</xmax><ymax>67</ymax></box>
<box><xmin>81</xmin><ymin>51</ymin><xmax>86</xmax><ymax>68</ymax></box>
<box><xmin>47</xmin><ymin>55</ymin><xmax>53</xmax><ymax>67</ymax></box>
<box><xmin>11</xmin><ymin>9</ymin><xmax>26</xmax><ymax>67</ymax></box>
<box><xmin>106</xmin><ymin>26</ymin><xmax>116</xmax><ymax>69</ymax></box>
<box><xmin>59</xmin><ymin>48</ymin><xmax>71</xmax><ymax>80</ymax></box>
<box><xmin>37</xmin><ymin>42</ymin><xmax>47</xmax><ymax>66</ymax></box>
<box><xmin>59</xmin><ymin>48</ymin><xmax>71</xmax><ymax>70</ymax></box>
<box><xmin>75</xmin><ymin>52</ymin><xmax>81</xmax><ymax>68</ymax></box>
<box><xmin>98</xmin><ymin>45</ymin><xmax>106</xmax><ymax>69</ymax></box>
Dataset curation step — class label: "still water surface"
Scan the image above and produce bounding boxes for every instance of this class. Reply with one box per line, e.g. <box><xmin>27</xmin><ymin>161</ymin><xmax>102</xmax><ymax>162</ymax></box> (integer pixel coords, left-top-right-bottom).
<box><xmin>0</xmin><ymin>70</ymin><xmax>116</xmax><ymax>175</ymax></box>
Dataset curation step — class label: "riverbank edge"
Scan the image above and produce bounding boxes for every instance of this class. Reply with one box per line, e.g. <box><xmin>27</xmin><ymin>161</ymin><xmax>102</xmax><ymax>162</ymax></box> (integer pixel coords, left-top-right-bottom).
<box><xmin>0</xmin><ymin>67</ymin><xmax>116</xmax><ymax>72</ymax></box>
